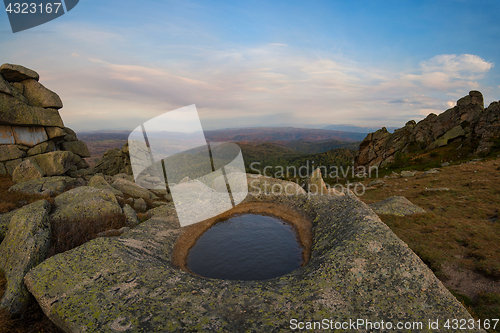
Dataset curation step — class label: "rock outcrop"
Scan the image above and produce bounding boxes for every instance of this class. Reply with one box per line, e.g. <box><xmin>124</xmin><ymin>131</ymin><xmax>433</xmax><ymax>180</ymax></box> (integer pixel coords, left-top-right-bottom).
<box><xmin>24</xmin><ymin>194</ymin><xmax>479</xmax><ymax>332</ymax></box>
<box><xmin>93</xmin><ymin>142</ymin><xmax>132</xmax><ymax>176</ymax></box>
<box><xmin>0</xmin><ymin>63</ymin><xmax>92</xmax><ymax>181</ymax></box>
<box><xmin>356</xmin><ymin>91</ymin><xmax>500</xmax><ymax>167</ymax></box>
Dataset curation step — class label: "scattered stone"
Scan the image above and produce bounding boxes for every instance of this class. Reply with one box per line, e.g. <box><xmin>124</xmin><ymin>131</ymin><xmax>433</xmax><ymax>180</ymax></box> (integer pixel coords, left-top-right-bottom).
<box><xmin>122</xmin><ymin>204</ymin><xmax>140</xmax><ymax>227</ymax></box>
<box><xmin>8</xmin><ymin>176</ymin><xmax>84</xmax><ymax>196</ymax></box>
<box><xmin>0</xmin><ymin>200</ymin><xmax>50</xmax><ymax>316</ymax></box>
<box><xmin>369</xmin><ymin>196</ymin><xmax>427</xmax><ymax>216</ymax></box>
<box><xmin>368</xmin><ymin>179</ymin><xmax>385</xmax><ymax>187</ymax></box>
<box><xmin>88</xmin><ymin>175</ymin><xmax>123</xmax><ymax>196</ymax></box>
<box><xmin>441</xmin><ymin>162</ymin><xmax>450</xmax><ymax>167</ymax></box>
<box><xmin>425</xmin><ymin>187</ymin><xmax>451</xmax><ymax>191</ymax></box>
<box><xmin>400</xmin><ymin>170</ymin><xmax>417</xmax><ymax>178</ymax></box>
<box><xmin>423</xmin><ymin>168</ymin><xmax>440</xmax><ymax>175</ymax></box>
<box><xmin>112</xmin><ymin>173</ymin><xmax>131</xmax><ymax>181</ymax></box>
<box><xmin>111</xmin><ymin>177</ymin><xmax>158</xmax><ymax>200</ymax></box>
<box><xmin>488</xmin><ymin>212</ymin><xmax>498</xmax><ymax>223</ymax></box>
<box><xmin>133</xmin><ymin>198</ymin><xmax>147</xmax><ymax>212</ymax></box>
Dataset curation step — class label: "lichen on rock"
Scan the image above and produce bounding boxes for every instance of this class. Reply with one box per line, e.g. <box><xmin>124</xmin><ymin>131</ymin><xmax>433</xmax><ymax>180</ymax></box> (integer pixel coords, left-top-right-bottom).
<box><xmin>25</xmin><ymin>194</ymin><xmax>478</xmax><ymax>332</ymax></box>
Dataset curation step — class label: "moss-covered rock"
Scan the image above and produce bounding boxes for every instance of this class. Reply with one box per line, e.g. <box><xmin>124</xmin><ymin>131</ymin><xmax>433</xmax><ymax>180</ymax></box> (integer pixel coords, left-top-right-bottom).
<box><xmin>0</xmin><ymin>210</ymin><xmax>16</xmax><ymax>243</ymax></box>
<box><xmin>25</xmin><ymin>194</ymin><xmax>479</xmax><ymax>332</ymax></box>
<box><xmin>0</xmin><ymin>94</ymin><xmax>63</xmax><ymax>127</ymax></box>
<box><xmin>122</xmin><ymin>204</ymin><xmax>140</xmax><ymax>227</ymax></box>
<box><xmin>88</xmin><ymin>175</ymin><xmax>123</xmax><ymax>196</ymax></box>
<box><xmin>111</xmin><ymin>178</ymin><xmax>157</xmax><ymax>200</ymax></box>
<box><xmin>0</xmin><ymin>145</ymin><xmax>25</xmax><ymax>162</ymax></box>
<box><xmin>51</xmin><ymin>186</ymin><xmax>122</xmax><ymax>222</ymax></box>
<box><xmin>21</xmin><ymin>79</ymin><xmax>63</xmax><ymax>109</ymax></box>
<box><xmin>27</xmin><ymin>140</ymin><xmax>56</xmax><ymax>156</ymax></box>
<box><xmin>8</xmin><ymin>176</ymin><xmax>83</xmax><ymax>196</ymax></box>
<box><xmin>29</xmin><ymin>151</ymin><xmax>79</xmax><ymax>176</ymax></box>
<box><xmin>0</xmin><ymin>200</ymin><xmax>51</xmax><ymax>315</ymax></box>
<box><xmin>12</xmin><ymin>158</ymin><xmax>45</xmax><ymax>183</ymax></box>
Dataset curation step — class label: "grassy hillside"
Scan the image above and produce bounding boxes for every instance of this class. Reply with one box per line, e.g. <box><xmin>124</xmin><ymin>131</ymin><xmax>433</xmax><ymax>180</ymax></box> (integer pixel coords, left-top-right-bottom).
<box><xmin>359</xmin><ymin>156</ymin><xmax>500</xmax><ymax>332</ymax></box>
<box><xmin>238</xmin><ymin>142</ymin><xmax>357</xmax><ymax>179</ymax></box>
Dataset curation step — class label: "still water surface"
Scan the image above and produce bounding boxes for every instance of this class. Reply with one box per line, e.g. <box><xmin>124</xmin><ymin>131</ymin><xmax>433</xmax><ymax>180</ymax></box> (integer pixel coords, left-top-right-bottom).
<box><xmin>187</xmin><ymin>214</ymin><xmax>304</xmax><ymax>280</ymax></box>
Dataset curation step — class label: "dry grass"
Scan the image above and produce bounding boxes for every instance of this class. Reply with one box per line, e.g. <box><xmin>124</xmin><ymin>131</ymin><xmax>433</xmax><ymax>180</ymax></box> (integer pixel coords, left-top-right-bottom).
<box><xmin>48</xmin><ymin>212</ymin><xmax>127</xmax><ymax>257</ymax></box>
<box><xmin>359</xmin><ymin>156</ymin><xmax>500</xmax><ymax>331</ymax></box>
<box><xmin>0</xmin><ymin>175</ymin><xmax>49</xmax><ymax>214</ymax></box>
<box><xmin>0</xmin><ymin>270</ymin><xmax>62</xmax><ymax>333</ymax></box>
<box><xmin>0</xmin><ymin>173</ymin><xmax>127</xmax><ymax>332</ymax></box>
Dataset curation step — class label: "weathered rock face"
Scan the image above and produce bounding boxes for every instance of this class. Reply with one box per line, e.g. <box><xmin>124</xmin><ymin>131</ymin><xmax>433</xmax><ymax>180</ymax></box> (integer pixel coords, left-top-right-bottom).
<box><xmin>0</xmin><ymin>200</ymin><xmax>51</xmax><ymax>316</ymax></box>
<box><xmin>51</xmin><ymin>186</ymin><xmax>122</xmax><ymax>222</ymax></box>
<box><xmin>0</xmin><ymin>63</ymin><xmax>92</xmax><ymax>180</ymax></box>
<box><xmin>111</xmin><ymin>177</ymin><xmax>158</xmax><ymax>200</ymax></box>
<box><xmin>356</xmin><ymin>91</ymin><xmax>500</xmax><ymax>167</ymax></box>
<box><xmin>93</xmin><ymin>143</ymin><xmax>132</xmax><ymax>176</ymax></box>
<box><xmin>24</xmin><ymin>194</ymin><xmax>478</xmax><ymax>332</ymax></box>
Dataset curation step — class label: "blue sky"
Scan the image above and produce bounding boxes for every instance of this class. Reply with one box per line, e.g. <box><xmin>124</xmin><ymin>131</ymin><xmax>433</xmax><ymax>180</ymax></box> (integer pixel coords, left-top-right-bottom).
<box><xmin>0</xmin><ymin>0</ymin><xmax>499</xmax><ymax>132</ymax></box>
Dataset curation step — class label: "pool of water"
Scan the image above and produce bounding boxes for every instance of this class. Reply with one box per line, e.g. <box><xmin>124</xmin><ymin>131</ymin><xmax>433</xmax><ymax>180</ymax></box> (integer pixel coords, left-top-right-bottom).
<box><xmin>187</xmin><ymin>213</ymin><xmax>304</xmax><ymax>280</ymax></box>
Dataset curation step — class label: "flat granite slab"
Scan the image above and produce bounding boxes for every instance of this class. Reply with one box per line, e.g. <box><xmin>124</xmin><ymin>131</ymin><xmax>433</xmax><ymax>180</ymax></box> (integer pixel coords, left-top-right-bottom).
<box><xmin>25</xmin><ymin>193</ymin><xmax>481</xmax><ymax>332</ymax></box>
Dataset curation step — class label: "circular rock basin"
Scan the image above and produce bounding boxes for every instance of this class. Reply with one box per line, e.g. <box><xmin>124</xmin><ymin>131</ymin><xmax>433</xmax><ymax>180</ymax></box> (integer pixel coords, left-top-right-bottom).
<box><xmin>187</xmin><ymin>213</ymin><xmax>304</xmax><ymax>280</ymax></box>
<box><xmin>172</xmin><ymin>201</ymin><xmax>313</xmax><ymax>279</ymax></box>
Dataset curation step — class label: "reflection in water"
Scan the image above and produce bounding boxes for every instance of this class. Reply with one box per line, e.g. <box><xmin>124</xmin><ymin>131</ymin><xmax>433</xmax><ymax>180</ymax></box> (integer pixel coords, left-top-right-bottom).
<box><xmin>187</xmin><ymin>214</ymin><xmax>304</xmax><ymax>281</ymax></box>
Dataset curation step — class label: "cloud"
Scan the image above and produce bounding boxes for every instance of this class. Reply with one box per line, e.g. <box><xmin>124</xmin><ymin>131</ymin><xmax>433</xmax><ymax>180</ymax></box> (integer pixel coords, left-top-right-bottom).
<box><xmin>24</xmin><ymin>43</ymin><xmax>494</xmax><ymax>131</ymax></box>
<box><xmin>420</xmin><ymin>54</ymin><xmax>493</xmax><ymax>78</ymax></box>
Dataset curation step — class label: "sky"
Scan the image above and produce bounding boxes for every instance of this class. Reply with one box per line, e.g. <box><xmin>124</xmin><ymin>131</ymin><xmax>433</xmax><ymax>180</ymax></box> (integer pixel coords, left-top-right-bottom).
<box><xmin>0</xmin><ymin>0</ymin><xmax>499</xmax><ymax>132</ymax></box>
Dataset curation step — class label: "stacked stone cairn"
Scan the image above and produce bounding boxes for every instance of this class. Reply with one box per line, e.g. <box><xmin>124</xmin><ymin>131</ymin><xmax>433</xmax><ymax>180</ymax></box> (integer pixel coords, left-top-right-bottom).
<box><xmin>0</xmin><ymin>63</ymin><xmax>92</xmax><ymax>183</ymax></box>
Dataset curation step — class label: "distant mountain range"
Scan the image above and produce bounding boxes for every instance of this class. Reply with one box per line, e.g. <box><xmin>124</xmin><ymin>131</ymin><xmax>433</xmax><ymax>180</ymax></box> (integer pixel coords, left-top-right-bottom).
<box><xmin>322</xmin><ymin>124</ymin><xmax>398</xmax><ymax>133</ymax></box>
<box><xmin>204</xmin><ymin>127</ymin><xmax>366</xmax><ymax>142</ymax></box>
<box><xmin>79</xmin><ymin>126</ymin><xmax>367</xmax><ymax>143</ymax></box>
